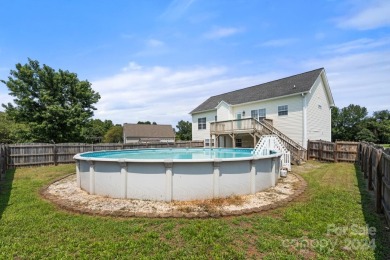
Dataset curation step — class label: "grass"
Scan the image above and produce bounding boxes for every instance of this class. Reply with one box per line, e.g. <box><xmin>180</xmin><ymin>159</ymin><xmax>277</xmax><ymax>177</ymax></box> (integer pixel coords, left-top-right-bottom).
<box><xmin>381</xmin><ymin>144</ymin><xmax>390</xmax><ymax>148</ymax></box>
<box><xmin>0</xmin><ymin>162</ymin><xmax>389</xmax><ymax>259</ymax></box>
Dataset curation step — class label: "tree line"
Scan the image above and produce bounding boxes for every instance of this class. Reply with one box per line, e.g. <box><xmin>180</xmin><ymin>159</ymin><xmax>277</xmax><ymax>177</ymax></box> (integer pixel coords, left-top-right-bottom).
<box><xmin>332</xmin><ymin>104</ymin><xmax>390</xmax><ymax>143</ymax></box>
<box><xmin>0</xmin><ymin>59</ymin><xmax>192</xmax><ymax>144</ymax></box>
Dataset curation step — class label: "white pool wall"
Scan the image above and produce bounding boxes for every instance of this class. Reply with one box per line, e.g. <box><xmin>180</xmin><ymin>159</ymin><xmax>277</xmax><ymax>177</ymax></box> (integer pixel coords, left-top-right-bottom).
<box><xmin>75</xmin><ymin>152</ymin><xmax>282</xmax><ymax>202</ymax></box>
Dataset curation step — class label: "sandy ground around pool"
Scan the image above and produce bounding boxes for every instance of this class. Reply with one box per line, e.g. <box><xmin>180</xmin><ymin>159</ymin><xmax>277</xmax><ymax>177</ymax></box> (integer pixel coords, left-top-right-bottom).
<box><xmin>42</xmin><ymin>170</ymin><xmax>308</xmax><ymax>218</ymax></box>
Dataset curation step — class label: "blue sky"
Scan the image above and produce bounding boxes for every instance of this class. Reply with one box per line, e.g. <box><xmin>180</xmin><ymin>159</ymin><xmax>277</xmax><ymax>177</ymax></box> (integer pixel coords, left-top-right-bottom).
<box><xmin>1</xmin><ymin>0</ymin><xmax>389</xmax><ymax>127</ymax></box>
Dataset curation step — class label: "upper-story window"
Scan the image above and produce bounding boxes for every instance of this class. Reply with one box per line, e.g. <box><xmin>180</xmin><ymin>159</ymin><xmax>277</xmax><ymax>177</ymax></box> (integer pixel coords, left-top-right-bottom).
<box><xmin>198</xmin><ymin>117</ymin><xmax>206</xmax><ymax>130</ymax></box>
<box><xmin>258</xmin><ymin>108</ymin><xmax>266</xmax><ymax>120</ymax></box>
<box><xmin>251</xmin><ymin>108</ymin><xmax>266</xmax><ymax>120</ymax></box>
<box><xmin>251</xmin><ymin>109</ymin><xmax>258</xmax><ymax>119</ymax></box>
<box><xmin>278</xmin><ymin>105</ymin><xmax>288</xmax><ymax>116</ymax></box>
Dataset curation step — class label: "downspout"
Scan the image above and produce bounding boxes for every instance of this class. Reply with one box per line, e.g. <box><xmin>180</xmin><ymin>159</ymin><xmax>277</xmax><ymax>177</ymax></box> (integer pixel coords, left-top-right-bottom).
<box><xmin>302</xmin><ymin>93</ymin><xmax>308</xmax><ymax>149</ymax></box>
<box><xmin>123</xmin><ymin>127</ymin><xmax>126</xmax><ymax>144</ymax></box>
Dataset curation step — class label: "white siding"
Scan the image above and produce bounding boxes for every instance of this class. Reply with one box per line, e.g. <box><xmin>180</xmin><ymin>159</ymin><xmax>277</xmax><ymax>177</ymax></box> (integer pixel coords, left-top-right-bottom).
<box><xmin>233</xmin><ymin>95</ymin><xmax>304</xmax><ymax>146</ymax></box>
<box><xmin>216</xmin><ymin>102</ymin><xmax>233</xmax><ymax>121</ymax></box>
<box><xmin>190</xmin><ymin>72</ymin><xmax>333</xmax><ymax>147</ymax></box>
<box><xmin>192</xmin><ymin>111</ymin><xmax>217</xmax><ymax>141</ymax></box>
<box><xmin>307</xmin><ymin>76</ymin><xmax>332</xmax><ymax>142</ymax></box>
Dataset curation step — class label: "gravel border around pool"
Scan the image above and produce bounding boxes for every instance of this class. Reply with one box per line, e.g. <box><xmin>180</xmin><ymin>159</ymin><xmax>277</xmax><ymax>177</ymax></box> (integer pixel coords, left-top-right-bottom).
<box><xmin>40</xmin><ymin>173</ymin><xmax>307</xmax><ymax>218</ymax></box>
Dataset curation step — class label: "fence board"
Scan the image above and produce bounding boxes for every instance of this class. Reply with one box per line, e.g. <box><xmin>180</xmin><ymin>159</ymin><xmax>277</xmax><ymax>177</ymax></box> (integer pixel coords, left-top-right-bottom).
<box><xmin>358</xmin><ymin>142</ymin><xmax>390</xmax><ymax>225</ymax></box>
<box><xmin>308</xmin><ymin>140</ymin><xmax>358</xmax><ymax>162</ymax></box>
<box><xmin>2</xmin><ymin>141</ymin><xmax>204</xmax><ymax>167</ymax></box>
<box><xmin>382</xmin><ymin>152</ymin><xmax>390</xmax><ymax>224</ymax></box>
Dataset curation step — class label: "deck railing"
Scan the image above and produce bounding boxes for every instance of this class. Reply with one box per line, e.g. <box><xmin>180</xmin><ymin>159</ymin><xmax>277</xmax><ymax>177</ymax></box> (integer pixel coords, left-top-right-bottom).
<box><xmin>210</xmin><ymin>118</ymin><xmax>306</xmax><ymax>162</ymax></box>
<box><xmin>210</xmin><ymin>118</ymin><xmax>258</xmax><ymax>134</ymax></box>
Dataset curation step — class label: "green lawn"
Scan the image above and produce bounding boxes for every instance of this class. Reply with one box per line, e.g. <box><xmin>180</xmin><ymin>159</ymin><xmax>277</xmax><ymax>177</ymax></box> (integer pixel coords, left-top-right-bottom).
<box><xmin>381</xmin><ymin>144</ymin><xmax>390</xmax><ymax>148</ymax></box>
<box><xmin>0</xmin><ymin>162</ymin><xmax>389</xmax><ymax>259</ymax></box>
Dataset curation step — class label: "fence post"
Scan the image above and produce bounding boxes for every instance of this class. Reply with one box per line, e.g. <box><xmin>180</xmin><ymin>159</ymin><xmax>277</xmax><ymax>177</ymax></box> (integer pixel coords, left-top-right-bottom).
<box><xmin>334</xmin><ymin>142</ymin><xmax>338</xmax><ymax>163</ymax></box>
<box><xmin>0</xmin><ymin>144</ymin><xmax>5</xmax><ymax>180</ymax></box>
<box><xmin>368</xmin><ymin>148</ymin><xmax>374</xmax><ymax>190</ymax></box>
<box><xmin>53</xmin><ymin>143</ymin><xmax>58</xmax><ymax>166</ymax></box>
<box><xmin>5</xmin><ymin>144</ymin><xmax>10</xmax><ymax>170</ymax></box>
<box><xmin>376</xmin><ymin>150</ymin><xmax>383</xmax><ymax>213</ymax></box>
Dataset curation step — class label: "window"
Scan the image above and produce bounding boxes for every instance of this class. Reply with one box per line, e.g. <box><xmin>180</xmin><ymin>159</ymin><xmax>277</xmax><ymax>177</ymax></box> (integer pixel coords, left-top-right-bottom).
<box><xmin>215</xmin><ymin>115</ymin><xmax>218</xmax><ymax>121</ymax></box>
<box><xmin>251</xmin><ymin>110</ymin><xmax>258</xmax><ymax>119</ymax></box>
<box><xmin>258</xmin><ymin>108</ymin><xmax>266</xmax><ymax>120</ymax></box>
<box><xmin>198</xmin><ymin>117</ymin><xmax>206</xmax><ymax>130</ymax></box>
<box><xmin>251</xmin><ymin>109</ymin><xmax>266</xmax><ymax>120</ymax></box>
<box><xmin>235</xmin><ymin>138</ymin><xmax>242</xmax><ymax>147</ymax></box>
<box><xmin>205</xmin><ymin>138</ymin><xmax>215</xmax><ymax>147</ymax></box>
<box><xmin>278</xmin><ymin>105</ymin><xmax>288</xmax><ymax>116</ymax></box>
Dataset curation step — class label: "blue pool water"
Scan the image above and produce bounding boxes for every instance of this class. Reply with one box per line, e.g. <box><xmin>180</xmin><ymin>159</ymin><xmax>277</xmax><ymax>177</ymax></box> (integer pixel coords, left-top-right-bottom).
<box><xmin>80</xmin><ymin>148</ymin><xmax>254</xmax><ymax>160</ymax></box>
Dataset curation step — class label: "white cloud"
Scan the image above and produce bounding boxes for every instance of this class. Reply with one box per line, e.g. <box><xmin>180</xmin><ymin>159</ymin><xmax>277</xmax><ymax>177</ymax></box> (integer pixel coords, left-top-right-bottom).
<box><xmin>337</xmin><ymin>0</ymin><xmax>390</xmax><ymax>30</ymax></box>
<box><xmin>91</xmin><ymin>63</ymin><xmax>280</xmax><ymax>126</ymax></box>
<box><xmin>258</xmin><ymin>38</ymin><xmax>298</xmax><ymax>47</ymax></box>
<box><xmin>133</xmin><ymin>38</ymin><xmax>168</xmax><ymax>57</ymax></box>
<box><xmin>302</xmin><ymin>50</ymin><xmax>390</xmax><ymax>113</ymax></box>
<box><xmin>160</xmin><ymin>0</ymin><xmax>196</xmax><ymax>21</ymax></box>
<box><xmin>121</xmin><ymin>62</ymin><xmax>143</xmax><ymax>72</ymax></box>
<box><xmin>204</xmin><ymin>27</ymin><xmax>243</xmax><ymax>39</ymax></box>
<box><xmin>324</xmin><ymin>37</ymin><xmax>390</xmax><ymax>54</ymax></box>
<box><xmin>147</xmin><ymin>39</ymin><xmax>164</xmax><ymax>47</ymax></box>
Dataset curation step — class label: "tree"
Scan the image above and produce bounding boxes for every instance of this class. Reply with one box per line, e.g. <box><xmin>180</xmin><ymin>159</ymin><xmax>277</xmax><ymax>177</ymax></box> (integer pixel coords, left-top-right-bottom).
<box><xmin>81</xmin><ymin>119</ymin><xmax>113</xmax><ymax>143</ymax></box>
<box><xmin>0</xmin><ymin>111</ymin><xmax>33</xmax><ymax>143</ymax></box>
<box><xmin>355</xmin><ymin>128</ymin><xmax>378</xmax><ymax>143</ymax></box>
<box><xmin>1</xmin><ymin>59</ymin><xmax>100</xmax><ymax>142</ymax></box>
<box><xmin>176</xmin><ymin>120</ymin><xmax>192</xmax><ymax>140</ymax></box>
<box><xmin>331</xmin><ymin>104</ymin><xmax>368</xmax><ymax>141</ymax></box>
<box><xmin>366</xmin><ymin>110</ymin><xmax>390</xmax><ymax>144</ymax></box>
<box><xmin>103</xmin><ymin>125</ymin><xmax>123</xmax><ymax>143</ymax></box>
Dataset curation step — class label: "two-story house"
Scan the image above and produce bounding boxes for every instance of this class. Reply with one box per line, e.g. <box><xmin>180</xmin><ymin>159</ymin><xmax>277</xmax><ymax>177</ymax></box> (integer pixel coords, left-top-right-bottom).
<box><xmin>190</xmin><ymin>68</ymin><xmax>334</xmax><ymax>150</ymax></box>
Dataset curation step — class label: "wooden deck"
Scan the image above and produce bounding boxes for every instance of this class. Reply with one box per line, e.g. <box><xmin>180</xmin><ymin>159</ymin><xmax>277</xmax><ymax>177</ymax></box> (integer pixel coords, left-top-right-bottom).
<box><xmin>210</xmin><ymin>118</ymin><xmax>307</xmax><ymax>162</ymax></box>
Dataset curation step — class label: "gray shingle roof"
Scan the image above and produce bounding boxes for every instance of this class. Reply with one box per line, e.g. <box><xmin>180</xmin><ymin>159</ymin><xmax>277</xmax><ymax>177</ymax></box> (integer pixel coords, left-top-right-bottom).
<box><xmin>190</xmin><ymin>68</ymin><xmax>324</xmax><ymax>114</ymax></box>
<box><xmin>123</xmin><ymin>124</ymin><xmax>175</xmax><ymax>138</ymax></box>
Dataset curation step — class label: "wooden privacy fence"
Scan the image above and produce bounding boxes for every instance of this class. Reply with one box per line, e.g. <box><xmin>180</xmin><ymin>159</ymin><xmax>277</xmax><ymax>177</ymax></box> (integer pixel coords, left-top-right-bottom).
<box><xmin>0</xmin><ymin>141</ymin><xmax>204</xmax><ymax>170</ymax></box>
<box><xmin>0</xmin><ymin>144</ymin><xmax>6</xmax><ymax>180</ymax></box>
<box><xmin>307</xmin><ymin>140</ymin><xmax>358</xmax><ymax>162</ymax></box>
<box><xmin>358</xmin><ymin>142</ymin><xmax>390</xmax><ymax>224</ymax></box>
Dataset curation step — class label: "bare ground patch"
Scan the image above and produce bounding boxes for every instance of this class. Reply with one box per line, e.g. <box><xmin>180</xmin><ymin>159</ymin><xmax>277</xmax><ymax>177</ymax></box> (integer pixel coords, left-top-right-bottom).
<box><xmin>41</xmin><ymin>172</ymin><xmax>306</xmax><ymax>218</ymax></box>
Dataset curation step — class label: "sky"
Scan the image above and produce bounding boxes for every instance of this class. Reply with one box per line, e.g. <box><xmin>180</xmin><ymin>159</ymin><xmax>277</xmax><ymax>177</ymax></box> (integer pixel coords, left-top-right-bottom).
<box><xmin>0</xmin><ymin>0</ymin><xmax>389</xmax><ymax>127</ymax></box>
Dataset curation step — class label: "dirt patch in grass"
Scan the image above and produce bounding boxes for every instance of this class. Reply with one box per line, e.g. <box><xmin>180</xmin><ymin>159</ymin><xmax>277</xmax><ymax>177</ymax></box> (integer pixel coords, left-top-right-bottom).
<box><xmin>41</xmin><ymin>172</ymin><xmax>306</xmax><ymax>218</ymax></box>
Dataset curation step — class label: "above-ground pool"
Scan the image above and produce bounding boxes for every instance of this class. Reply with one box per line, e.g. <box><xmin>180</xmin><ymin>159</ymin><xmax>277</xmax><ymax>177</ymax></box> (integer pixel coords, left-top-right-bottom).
<box><xmin>74</xmin><ymin>148</ymin><xmax>282</xmax><ymax>201</ymax></box>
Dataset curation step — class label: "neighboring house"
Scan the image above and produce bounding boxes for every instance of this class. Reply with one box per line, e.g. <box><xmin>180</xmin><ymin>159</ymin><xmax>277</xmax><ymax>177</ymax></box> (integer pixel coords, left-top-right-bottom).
<box><xmin>190</xmin><ymin>68</ymin><xmax>335</xmax><ymax>149</ymax></box>
<box><xmin>123</xmin><ymin>123</ymin><xmax>175</xmax><ymax>143</ymax></box>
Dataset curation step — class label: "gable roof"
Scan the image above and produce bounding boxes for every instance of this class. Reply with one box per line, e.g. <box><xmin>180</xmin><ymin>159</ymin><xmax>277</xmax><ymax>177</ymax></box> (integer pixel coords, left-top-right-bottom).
<box><xmin>123</xmin><ymin>123</ymin><xmax>175</xmax><ymax>138</ymax></box>
<box><xmin>190</xmin><ymin>68</ymin><xmax>326</xmax><ymax>114</ymax></box>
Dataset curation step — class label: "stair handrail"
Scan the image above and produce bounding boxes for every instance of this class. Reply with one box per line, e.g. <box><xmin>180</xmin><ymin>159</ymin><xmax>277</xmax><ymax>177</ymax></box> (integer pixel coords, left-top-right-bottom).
<box><xmin>254</xmin><ymin>119</ymin><xmax>306</xmax><ymax>151</ymax></box>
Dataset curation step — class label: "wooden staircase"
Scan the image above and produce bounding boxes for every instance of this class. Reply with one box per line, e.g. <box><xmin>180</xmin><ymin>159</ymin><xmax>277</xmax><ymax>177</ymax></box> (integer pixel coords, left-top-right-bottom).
<box><xmin>254</xmin><ymin>119</ymin><xmax>306</xmax><ymax>164</ymax></box>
